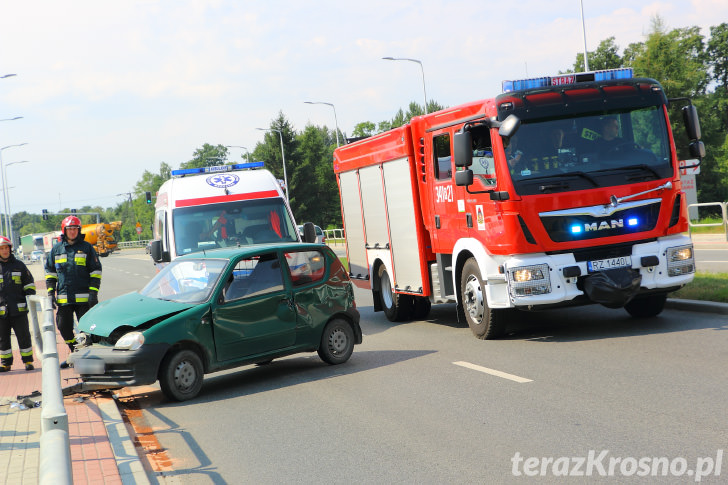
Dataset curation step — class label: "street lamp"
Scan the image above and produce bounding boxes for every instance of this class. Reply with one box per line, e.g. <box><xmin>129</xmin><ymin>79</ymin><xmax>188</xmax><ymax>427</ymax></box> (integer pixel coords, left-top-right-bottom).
<box><xmin>255</xmin><ymin>128</ymin><xmax>289</xmax><ymax>202</ymax></box>
<box><xmin>0</xmin><ymin>116</ymin><xmax>22</xmax><ymax>122</ymax></box>
<box><xmin>382</xmin><ymin>57</ymin><xmax>429</xmax><ymax>114</ymax></box>
<box><xmin>0</xmin><ymin>143</ymin><xmax>28</xmax><ymax>238</ymax></box>
<box><xmin>304</xmin><ymin>101</ymin><xmax>341</xmax><ymax>147</ymax></box>
<box><xmin>5</xmin><ymin>160</ymin><xmax>29</xmax><ymax>244</ymax></box>
<box><xmin>225</xmin><ymin>145</ymin><xmax>251</xmax><ymax>163</ymax></box>
<box><xmin>0</xmin><ymin>74</ymin><xmax>17</xmax><ymax>79</ymax></box>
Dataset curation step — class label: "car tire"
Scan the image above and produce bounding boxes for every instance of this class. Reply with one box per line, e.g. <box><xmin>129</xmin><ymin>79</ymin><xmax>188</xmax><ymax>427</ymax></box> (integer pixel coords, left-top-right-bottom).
<box><xmin>624</xmin><ymin>293</ymin><xmax>667</xmax><ymax>318</ymax></box>
<box><xmin>460</xmin><ymin>258</ymin><xmax>507</xmax><ymax>339</ymax></box>
<box><xmin>378</xmin><ymin>265</ymin><xmax>413</xmax><ymax>322</ymax></box>
<box><xmin>158</xmin><ymin>349</ymin><xmax>204</xmax><ymax>401</ymax></box>
<box><xmin>318</xmin><ymin>319</ymin><xmax>355</xmax><ymax>365</ymax></box>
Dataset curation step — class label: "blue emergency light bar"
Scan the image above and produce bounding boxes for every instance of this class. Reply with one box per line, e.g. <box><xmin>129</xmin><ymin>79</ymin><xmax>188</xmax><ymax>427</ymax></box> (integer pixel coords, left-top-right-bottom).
<box><xmin>171</xmin><ymin>161</ymin><xmax>265</xmax><ymax>177</ymax></box>
<box><xmin>502</xmin><ymin>68</ymin><xmax>634</xmax><ymax>93</ymax></box>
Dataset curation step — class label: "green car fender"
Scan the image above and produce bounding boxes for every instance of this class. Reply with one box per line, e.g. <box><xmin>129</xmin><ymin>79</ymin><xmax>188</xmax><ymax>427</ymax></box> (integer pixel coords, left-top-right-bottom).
<box><xmin>142</xmin><ymin>304</ymin><xmax>215</xmax><ymax>370</ymax></box>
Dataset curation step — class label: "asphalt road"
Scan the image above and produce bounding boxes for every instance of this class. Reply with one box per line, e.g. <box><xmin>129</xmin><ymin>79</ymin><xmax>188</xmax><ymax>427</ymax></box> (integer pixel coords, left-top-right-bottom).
<box><xmin>97</xmin><ymin>249</ymin><xmax>727</xmax><ymax>484</ymax></box>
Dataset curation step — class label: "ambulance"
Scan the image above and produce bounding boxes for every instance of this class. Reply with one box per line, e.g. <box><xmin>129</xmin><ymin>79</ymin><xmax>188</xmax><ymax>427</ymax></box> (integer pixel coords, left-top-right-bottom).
<box><xmin>150</xmin><ymin>162</ymin><xmax>307</xmax><ymax>265</ymax></box>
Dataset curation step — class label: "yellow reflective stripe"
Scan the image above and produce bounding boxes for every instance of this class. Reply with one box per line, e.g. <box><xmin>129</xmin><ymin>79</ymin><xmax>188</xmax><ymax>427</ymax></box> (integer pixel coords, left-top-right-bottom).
<box><xmin>46</xmin><ymin>274</ymin><xmax>57</xmax><ymax>280</ymax></box>
<box><xmin>89</xmin><ymin>286</ymin><xmax>99</xmax><ymax>292</ymax></box>
<box><xmin>56</xmin><ymin>255</ymin><xmax>68</xmax><ymax>263</ymax></box>
<box><xmin>24</xmin><ymin>283</ymin><xmax>36</xmax><ymax>291</ymax></box>
<box><xmin>20</xmin><ymin>348</ymin><xmax>33</xmax><ymax>357</ymax></box>
<box><xmin>75</xmin><ymin>253</ymin><xmax>87</xmax><ymax>266</ymax></box>
<box><xmin>76</xmin><ymin>293</ymin><xmax>89</xmax><ymax>302</ymax></box>
<box><xmin>64</xmin><ymin>338</ymin><xmax>76</xmax><ymax>344</ymax></box>
<box><xmin>57</xmin><ymin>295</ymin><xmax>68</xmax><ymax>304</ymax></box>
<box><xmin>47</xmin><ymin>288</ymin><xmax>55</xmax><ymax>294</ymax></box>
<box><xmin>0</xmin><ymin>352</ymin><xmax>12</xmax><ymax>359</ymax></box>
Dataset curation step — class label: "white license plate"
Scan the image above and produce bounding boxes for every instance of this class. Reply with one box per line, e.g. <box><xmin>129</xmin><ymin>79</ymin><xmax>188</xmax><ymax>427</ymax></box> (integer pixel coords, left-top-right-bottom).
<box><xmin>74</xmin><ymin>358</ymin><xmax>105</xmax><ymax>375</ymax></box>
<box><xmin>587</xmin><ymin>256</ymin><xmax>632</xmax><ymax>273</ymax></box>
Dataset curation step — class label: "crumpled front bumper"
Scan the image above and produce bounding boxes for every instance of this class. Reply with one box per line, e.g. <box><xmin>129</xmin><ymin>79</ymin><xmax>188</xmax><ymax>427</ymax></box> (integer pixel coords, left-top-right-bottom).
<box><xmin>69</xmin><ymin>343</ymin><xmax>171</xmax><ymax>390</ymax></box>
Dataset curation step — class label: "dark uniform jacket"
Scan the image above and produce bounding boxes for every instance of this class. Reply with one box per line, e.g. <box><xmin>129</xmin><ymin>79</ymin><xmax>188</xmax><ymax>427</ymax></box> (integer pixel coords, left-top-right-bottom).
<box><xmin>44</xmin><ymin>233</ymin><xmax>102</xmax><ymax>305</ymax></box>
<box><xmin>0</xmin><ymin>255</ymin><xmax>36</xmax><ymax>316</ymax></box>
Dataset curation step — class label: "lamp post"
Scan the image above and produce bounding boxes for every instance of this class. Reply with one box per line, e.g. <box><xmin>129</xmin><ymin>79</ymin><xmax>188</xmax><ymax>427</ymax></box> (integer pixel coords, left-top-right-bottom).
<box><xmin>1</xmin><ymin>74</ymin><xmax>17</xmax><ymax>79</ymax></box>
<box><xmin>225</xmin><ymin>145</ymin><xmax>251</xmax><ymax>163</ymax></box>
<box><xmin>303</xmin><ymin>101</ymin><xmax>340</xmax><ymax>147</ymax></box>
<box><xmin>0</xmin><ymin>116</ymin><xmax>22</xmax><ymax>122</ymax></box>
<box><xmin>0</xmin><ymin>143</ymin><xmax>28</xmax><ymax>237</ymax></box>
<box><xmin>255</xmin><ymin>128</ymin><xmax>289</xmax><ymax>201</ymax></box>
<box><xmin>382</xmin><ymin>57</ymin><xmax>429</xmax><ymax>114</ymax></box>
<box><xmin>5</xmin><ymin>160</ymin><xmax>29</xmax><ymax>245</ymax></box>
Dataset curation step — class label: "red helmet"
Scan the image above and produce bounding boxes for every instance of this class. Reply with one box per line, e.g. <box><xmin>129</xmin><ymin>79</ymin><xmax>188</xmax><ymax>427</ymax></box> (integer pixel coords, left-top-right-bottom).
<box><xmin>0</xmin><ymin>236</ymin><xmax>11</xmax><ymax>249</ymax></box>
<box><xmin>61</xmin><ymin>215</ymin><xmax>82</xmax><ymax>234</ymax></box>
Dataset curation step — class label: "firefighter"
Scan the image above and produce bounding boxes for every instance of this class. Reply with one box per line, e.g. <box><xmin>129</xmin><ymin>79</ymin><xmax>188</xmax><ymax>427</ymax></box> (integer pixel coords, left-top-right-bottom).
<box><xmin>0</xmin><ymin>236</ymin><xmax>36</xmax><ymax>372</ymax></box>
<box><xmin>45</xmin><ymin>216</ymin><xmax>102</xmax><ymax>367</ymax></box>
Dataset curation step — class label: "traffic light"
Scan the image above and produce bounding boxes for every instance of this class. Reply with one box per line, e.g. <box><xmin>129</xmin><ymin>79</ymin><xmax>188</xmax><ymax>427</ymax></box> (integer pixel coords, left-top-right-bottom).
<box><xmin>145</xmin><ymin>191</ymin><xmax>152</xmax><ymax>204</ymax></box>
<box><xmin>42</xmin><ymin>209</ymin><xmax>48</xmax><ymax>220</ymax></box>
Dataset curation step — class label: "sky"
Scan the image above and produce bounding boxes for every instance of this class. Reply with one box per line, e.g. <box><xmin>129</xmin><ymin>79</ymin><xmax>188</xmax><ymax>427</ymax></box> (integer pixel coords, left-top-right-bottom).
<box><xmin>1</xmin><ymin>0</ymin><xmax>726</xmax><ymax>218</ymax></box>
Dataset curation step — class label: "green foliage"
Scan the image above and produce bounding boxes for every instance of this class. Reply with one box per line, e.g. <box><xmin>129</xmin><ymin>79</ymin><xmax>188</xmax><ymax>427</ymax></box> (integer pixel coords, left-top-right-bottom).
<box><xmin>571</xmin><ymin>37</ymin><xmax>622</xmax><ymax>72</ymax></box>
<box><xmin>180</xmin><ymin>144</ymin><xmax>229</xmax><ymax>169</ymax></box>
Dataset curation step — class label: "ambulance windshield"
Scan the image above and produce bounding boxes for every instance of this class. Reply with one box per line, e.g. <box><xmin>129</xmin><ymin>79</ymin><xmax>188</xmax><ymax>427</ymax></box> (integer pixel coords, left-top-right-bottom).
<box><xmin>172</xmin><ymin>198</ymin><xmax>298</xmax><ymax>256</ymax></box>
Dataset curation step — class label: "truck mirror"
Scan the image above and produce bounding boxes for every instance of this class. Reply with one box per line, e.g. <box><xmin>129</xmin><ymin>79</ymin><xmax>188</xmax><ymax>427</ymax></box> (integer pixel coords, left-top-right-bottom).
<box><xmin>455</xmin><ymin>169</ymin><xmax>473</xmax><ymax>186</ymax></box>
<box><xmin>682</xmin><ymin>105</ymin><xmax>701</xmax><ymax>141</ymax></box>
<box><xmin>689</xmin><ymin>140</ymin><xmax>706</xmax><ymax>159</ymax></box>
<box><xmin>498</xmin><ymin>114</ymin><xmax>521</xmax><ymax>140</ymax></box>
<box><xmin>454</xmin><ymin>131</ymin><xmax>473</xmax><ymax>168</ymax></box>
<box><xmin>302</xmin><ymin>222</ymin><xmax>317</xmax><ymax>243</ymax></box>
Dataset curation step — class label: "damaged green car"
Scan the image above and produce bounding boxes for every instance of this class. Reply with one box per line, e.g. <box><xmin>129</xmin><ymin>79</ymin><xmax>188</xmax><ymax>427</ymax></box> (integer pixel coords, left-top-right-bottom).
<box><xmin>71</xmin><ymin>243</ymin><xmax>361</xmax><ymax>401</ymax></box>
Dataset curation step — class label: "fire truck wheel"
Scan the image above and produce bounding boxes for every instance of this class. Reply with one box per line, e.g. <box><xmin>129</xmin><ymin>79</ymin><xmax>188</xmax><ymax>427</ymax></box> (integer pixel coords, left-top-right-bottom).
<box><xmin>624</xmin><ymin>293</ymin><xmax>667</xmax><ymax>318</ymax></box>
<box><xmin>377</xmin><ymin>265</ymin><xmax>413</xmax><ymax>322</ymax></box>
<box><xmin>411</xmin><ymin>296</ymin><xmax>431</xmax><ymax>320</ymax></box>
<box><xmin>460</xmin><ymin>258</ymin><xmax>506</xmax><ymax>339</ymax></box>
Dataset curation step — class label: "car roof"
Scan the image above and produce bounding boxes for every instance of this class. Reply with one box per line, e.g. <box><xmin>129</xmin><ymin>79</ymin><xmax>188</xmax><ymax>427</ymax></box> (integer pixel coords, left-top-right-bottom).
<box><xmin>175</xmin><ymin>242</ymin><xmax>329</xmax><ymax>261</ymax></box>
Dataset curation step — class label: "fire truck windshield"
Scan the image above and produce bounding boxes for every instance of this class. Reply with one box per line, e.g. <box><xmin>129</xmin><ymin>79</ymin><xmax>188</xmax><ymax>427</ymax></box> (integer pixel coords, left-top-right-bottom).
<box><xmin>172</xmin><ymin>198</ymin><xmax>298</xmax><ymax>256</ymax></box>
<box><xmin>502</xmin><ymin>105</ymin><xmax>672</xmax><ymax>195</ymax></box>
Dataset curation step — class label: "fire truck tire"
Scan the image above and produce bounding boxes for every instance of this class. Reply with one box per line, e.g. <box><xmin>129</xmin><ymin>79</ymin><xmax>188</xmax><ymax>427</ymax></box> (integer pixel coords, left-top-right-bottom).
<box><xmin>411</xmin><ymin>296</ymin><xmax>431</xmax><ymax>320</ymax></box>
<box><xmin>624</xmin><ymin>293</ymin><xmax>667</xmax><ymax>318</ymax></box>
<box><xmin>378</xmin><ymin>265</ymin><xmax>413</xmax><ymax>322</ymax></box>
<box><xmin>460</xmin><ymin>258</ymin><xmax>506</xmax><ymax>339</ymax></box>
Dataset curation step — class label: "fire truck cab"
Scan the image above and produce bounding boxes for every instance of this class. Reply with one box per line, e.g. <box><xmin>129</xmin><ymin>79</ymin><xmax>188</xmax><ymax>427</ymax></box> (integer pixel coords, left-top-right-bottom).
<box><xmin>334</xmin><ymin>68</ymin><xmax>703</xmax><ymax>339</ymax></box>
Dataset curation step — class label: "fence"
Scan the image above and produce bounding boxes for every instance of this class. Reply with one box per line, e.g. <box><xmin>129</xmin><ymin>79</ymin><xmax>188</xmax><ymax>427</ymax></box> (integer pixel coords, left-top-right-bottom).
<box><xmin>116</xmin><ymin>239</ymin><xmax>150</xmax><ymax>250</ymax></box>
<box><xmin>27</xmin><ymin>295</ymin><xmax>73</xmax><ymax>485</ymax></box>
<box><xmin>687</xmin><ymin>202</ymin><xmax>728</xmax><ymax>242</ymax></box>
<box><xmin>324</xmin><ymin>228</ymin><xmax>345</xmax><ymax>246</ymax></box>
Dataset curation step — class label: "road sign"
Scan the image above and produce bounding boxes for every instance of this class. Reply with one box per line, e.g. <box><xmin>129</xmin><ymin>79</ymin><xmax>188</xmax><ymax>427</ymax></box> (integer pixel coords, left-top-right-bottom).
<box><xmin>679</xmin><ymin>159</ymin><xmax>700</xmax><ymax>175</ymax></box>
<box><xmin>136</xmin><ymin>226</ymin><xmax>142</xmax><ymax>234</ymax></box>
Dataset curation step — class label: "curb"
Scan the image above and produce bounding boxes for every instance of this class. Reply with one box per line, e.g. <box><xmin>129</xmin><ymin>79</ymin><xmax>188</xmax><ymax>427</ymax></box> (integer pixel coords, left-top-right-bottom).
<box><xmin>665</xmin><ymin>298</ymin><xmax>728</xmax><ymax>315</ymax></box>
<box><xmin>97</xmin><ymin>395</ymin><xmax>151</xmax><ymax>485</ymax></box>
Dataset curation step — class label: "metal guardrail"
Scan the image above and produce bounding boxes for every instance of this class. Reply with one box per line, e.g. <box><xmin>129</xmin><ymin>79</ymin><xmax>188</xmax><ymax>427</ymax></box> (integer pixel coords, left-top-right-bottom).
<box><xmin>116</xmin><ymin>239</ymin><xmax>150</xmax><ymax>249</ymax></box>
<box><xmin>27</xmin><ymin>295</ymin><xmax>73</xmax><ymax>485</ymax></box>
<box><xmin>324</xmin><ymin>228</ymin><xmax>345</xmax><ymax>246</ymax></box>
<box><xmin>688</xmin><ymin>202</ymin><xmax>728</xmax><ymax>242</ymax></box>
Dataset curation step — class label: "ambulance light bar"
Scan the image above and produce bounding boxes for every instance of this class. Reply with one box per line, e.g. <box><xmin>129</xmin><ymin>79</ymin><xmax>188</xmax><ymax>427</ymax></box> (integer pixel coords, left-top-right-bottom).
<box><xmin>502</xmin><ymin>68</ymin><xmax>634</xmax><ymax>93</ymax></box>
<box><xmin>171</xmin><ymin>162</ymin><xmax>264</xmax><ymax>177</ymax></box>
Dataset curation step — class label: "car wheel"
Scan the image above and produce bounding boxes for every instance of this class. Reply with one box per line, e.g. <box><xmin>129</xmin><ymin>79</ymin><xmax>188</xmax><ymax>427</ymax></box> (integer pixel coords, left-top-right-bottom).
<box><xmin>318</xmin><ymin>319</ymin><xmax>355</xmax><ymax>365</ymax></box>
<box><xmin>624</xmin><ymin>293</ymin><xmax>667</xmax><ymax>318</ymax></box>
<box><xmin>158</xmin><ymin>349</ymin><xmax>204</xmax><ymax>401</ymax></box>
<box><xmin>378</xmin><ymin>265</ymin><xmax>412</xmax><ymax>322</ymax></box>
<box><xmin>460</xmin><ymin>258</ymin><xmax>507</xmax><ymax>339</ymax></box>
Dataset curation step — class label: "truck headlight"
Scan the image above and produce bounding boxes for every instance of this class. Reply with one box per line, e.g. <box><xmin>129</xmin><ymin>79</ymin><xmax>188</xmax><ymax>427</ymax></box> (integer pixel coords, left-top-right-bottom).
<box><xmin>666</xmin><ymin>245</ymin><xmax>695</xmax><ymax>277</ymax></box>
<box><xmin>507</xmin><ymin>263</ymin><xmax>551</xmax><ymax>297</ymax></box>
<box><xmin>115</xmin><ymin>331</ymin><xmax>145</xmax><ymax>351</ymax></box>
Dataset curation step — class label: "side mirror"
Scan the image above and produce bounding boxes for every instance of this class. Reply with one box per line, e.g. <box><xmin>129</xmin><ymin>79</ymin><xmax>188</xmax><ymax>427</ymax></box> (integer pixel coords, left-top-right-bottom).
<box><xmin>150</xmin><ymin>240</ymin><xmax>170</xmax><ymax>263</ymax></box>
<box><xmin>682</xmin><ymin>105</ymin><xmax>701</xmax><ymax>141</ymax></box>
<box><xmin>454</xmin><ymin>131</ymin><xmax>473</xmax><ymax>168</ymax></box>
<box><xmin>302</xmin><ymin>222</ymin><xmax>317</xmax><ymax>243</ymax></box>
<box><xmin>689</xmin><ymin>140</ymin><xmax>706</xmax><ymax>159</ymax></box>
<box><xmin>498</xmin><ymin>114</ymin><xmax>521</xmax><ymax>141</ymax></box>
<box><xmin>455</xmin><ymin>169</ymin><xmax>473</xmax><ymax>186</ymax></box>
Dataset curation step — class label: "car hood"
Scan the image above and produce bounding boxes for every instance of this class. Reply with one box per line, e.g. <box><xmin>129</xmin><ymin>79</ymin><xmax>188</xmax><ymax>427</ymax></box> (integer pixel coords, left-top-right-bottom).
<box><xmin>78</xmin><ymin>292</ymin><xmax>198</xmax><ymax>337</ymax></box>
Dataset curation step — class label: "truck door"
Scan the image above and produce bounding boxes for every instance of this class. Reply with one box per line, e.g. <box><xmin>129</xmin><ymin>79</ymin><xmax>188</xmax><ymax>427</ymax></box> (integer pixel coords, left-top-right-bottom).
<box><xmin>429</xmin><ymin>130</ymin><xmax>464</xmax><ymax>251</ymax></box>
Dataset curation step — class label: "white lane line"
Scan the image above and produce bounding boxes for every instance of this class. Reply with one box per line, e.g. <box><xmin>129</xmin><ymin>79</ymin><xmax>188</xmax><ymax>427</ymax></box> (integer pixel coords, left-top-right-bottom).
<box><xmin>453</xmin><ymin>361</ymin><xmax>533</xmax><ymax>383</ymax></box>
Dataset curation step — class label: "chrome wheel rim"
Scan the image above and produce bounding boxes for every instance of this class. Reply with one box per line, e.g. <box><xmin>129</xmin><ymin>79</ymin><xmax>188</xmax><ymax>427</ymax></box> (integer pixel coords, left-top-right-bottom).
<box><xmin>174</xmin><ymin>359</ymin><xmax>197</xmax><ymax>391</ymax></box>
<box><xmin>464</xmin><ymin>275</ymin><xmax>484</xmax><ymax>323</ymax></box>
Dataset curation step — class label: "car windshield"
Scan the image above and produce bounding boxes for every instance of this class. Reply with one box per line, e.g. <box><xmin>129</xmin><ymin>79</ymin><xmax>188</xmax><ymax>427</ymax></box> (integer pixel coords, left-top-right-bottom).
<box><xmin>140</xmin><ymin>258</ymin><xmax>228</xmax><ymax>303</ymax></box>
<box><xmin>172</xmin><ymin>198</ymin><xmax>298</xmax><ymax>257</ymax></box>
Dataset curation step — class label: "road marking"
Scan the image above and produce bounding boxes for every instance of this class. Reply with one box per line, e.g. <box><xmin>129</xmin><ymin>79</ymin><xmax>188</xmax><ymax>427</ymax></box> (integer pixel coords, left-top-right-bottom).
<box><xmin>453</xmin><ymin>361</ymin><xmax>533</xmax><ymax>383</ymax></box>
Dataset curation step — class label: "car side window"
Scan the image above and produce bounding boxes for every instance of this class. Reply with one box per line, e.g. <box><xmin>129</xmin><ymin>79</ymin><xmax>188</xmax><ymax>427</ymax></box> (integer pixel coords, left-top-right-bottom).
<box><xmin>284</xmin><ymin>250</ymin><xmax>326</xmax><ymax>286</ymax></box>
<box><xmin>223</xmin><ymin>253</ymin><xmax>284</xmax><ymax>301</ymax></box>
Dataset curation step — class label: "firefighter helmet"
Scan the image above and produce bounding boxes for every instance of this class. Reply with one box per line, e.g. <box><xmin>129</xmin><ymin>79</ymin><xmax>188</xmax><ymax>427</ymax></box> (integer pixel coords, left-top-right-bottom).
<box><xmin>0</xmin><ymin>236</ymin><xmax>11</xmax><ymax>249</ymax></box>
<box><xmin>61</xmin><ymin>215</ymin><xmax>82</xmax><ymax>234</ymax></box>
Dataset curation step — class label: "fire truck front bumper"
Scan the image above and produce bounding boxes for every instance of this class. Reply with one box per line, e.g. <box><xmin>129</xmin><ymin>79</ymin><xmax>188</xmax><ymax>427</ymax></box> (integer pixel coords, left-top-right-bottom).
<box><xmin>501</xmin><ymin>234</ymin><xmax>694</xmax><ymax>308</ymax></box>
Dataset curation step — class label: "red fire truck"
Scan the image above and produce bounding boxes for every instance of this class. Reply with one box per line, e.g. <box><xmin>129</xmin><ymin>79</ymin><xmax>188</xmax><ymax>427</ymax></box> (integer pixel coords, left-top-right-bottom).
<box><xmin>333</xmin><ymin>68</ymin><xmax>704</xmax><ymax>339</ymax></box>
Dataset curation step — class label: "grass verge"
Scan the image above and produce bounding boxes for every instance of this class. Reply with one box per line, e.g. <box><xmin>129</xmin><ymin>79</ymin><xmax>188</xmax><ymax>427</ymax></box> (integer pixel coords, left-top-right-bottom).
<box><xmin>671</xmin><ymin>271</ymin><xmax>728</xmax><ymax>303</ymax></box>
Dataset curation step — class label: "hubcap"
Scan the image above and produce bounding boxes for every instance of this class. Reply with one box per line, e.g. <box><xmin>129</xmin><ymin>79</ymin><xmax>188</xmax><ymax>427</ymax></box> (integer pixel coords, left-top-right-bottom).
<box><xmin>381</xmin><ymin>272</ymin><xmax>393</xmax><ymax>309</ymax></box>
<box><xmin>174</xmin><ymin>359</ymin><xmax>197</xmax><ymax>391</ymax></box>
<box><xmin>328</xmin><ymin>328</ymin><xmax>348</xmax><ymax>355</ymax></box>
<box><xmin>463</xmin><ymin>275</ymin><xmax>484</xmax><ymax>323</ymax></box>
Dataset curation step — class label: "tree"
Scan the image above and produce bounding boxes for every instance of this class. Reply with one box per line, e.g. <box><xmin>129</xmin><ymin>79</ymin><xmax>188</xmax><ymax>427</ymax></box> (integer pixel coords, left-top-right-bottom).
<box><xmin>253</xmin><ymin>111</ymin><xmax>298</xmax><ymax>200</ymax></box>
<box><xmin>351</xmin><ymin>121</ymin><xmax>376</xmax><ymax>138</ymax></box>
<box><xmin>571</xmin><ymin>37</ymin><xmax>623</xmax><ymax>72</ymax></box>
<box><xmin>180</xmin><ymin>144</ymin><xmax>229</xmax><ymax>169</ymax></box>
